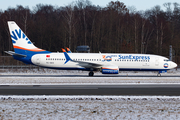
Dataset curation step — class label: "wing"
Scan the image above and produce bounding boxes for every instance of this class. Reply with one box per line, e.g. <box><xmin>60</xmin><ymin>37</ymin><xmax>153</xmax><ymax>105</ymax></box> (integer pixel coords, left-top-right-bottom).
<box><xmin>61</xmin><ymin>48</ymin><xmax>102</xmax><ymax>68</ymax></box>
<box><xmin>73</xmin><ymin>60</ymin><xmax>102</xmax><ymax>68</ymax></box>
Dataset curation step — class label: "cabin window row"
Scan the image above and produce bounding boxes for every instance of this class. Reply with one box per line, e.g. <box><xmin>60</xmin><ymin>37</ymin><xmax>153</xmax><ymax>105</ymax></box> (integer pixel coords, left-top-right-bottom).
<box><xmin>72</xmin><ymin>59</ymin><xmax>101</xmax><ymax>61</ymax></box>
<box><xmin>46</xmin><ymin>58</ymin><xmax>65</xmax><ymax>61</ymax></box>
<box><xmin>46</xmin><ymin>58</ymin><xmax>102</xmax><ymax>61</ymax></box>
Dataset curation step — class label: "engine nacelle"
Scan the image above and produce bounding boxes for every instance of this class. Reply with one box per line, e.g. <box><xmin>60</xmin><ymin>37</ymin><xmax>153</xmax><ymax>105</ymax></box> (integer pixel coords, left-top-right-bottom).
<box><xmin>101</xmin><ymin>66</ymin><xmax>119</xmax><ymax>74</ymax></box>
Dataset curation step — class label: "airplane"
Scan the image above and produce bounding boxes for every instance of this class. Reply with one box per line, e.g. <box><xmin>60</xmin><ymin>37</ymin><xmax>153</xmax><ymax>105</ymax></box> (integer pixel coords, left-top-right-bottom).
<box><xmin>5</xmin><ymin>21</ymin><xmax>177</xmax><ymax>76</ymax></box>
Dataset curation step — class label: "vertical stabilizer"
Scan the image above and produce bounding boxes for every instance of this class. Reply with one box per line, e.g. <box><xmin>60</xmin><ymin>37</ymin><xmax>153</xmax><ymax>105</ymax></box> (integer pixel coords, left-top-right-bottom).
<box><xmin>7</xmin><ymin>21</ymin><xmax>46</xmax><ymax>53</ymax></box>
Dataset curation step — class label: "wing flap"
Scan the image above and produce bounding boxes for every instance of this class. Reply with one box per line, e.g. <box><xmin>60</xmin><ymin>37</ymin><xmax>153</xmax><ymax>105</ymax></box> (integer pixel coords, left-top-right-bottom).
<box><xmin>75</xmin><ymin>61</ymin><xmax>102</xmax><ymax>68</ymax></box>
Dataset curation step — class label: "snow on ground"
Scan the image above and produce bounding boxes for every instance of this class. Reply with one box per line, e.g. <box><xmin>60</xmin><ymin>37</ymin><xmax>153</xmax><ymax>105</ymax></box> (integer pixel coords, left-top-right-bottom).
<box><xmin>0</xmin><ymin>95</ymin><xmax>180</xmax><ymax>120</ymax></box>
<box><xmin>1</xmin><ymin>76</ymin><xmax>180</xmax><ymax>85</ymax></box>
<box><xmin>0</xmin><ymin>69</ymin><xmax>180</xmax><ymax>119</ymax></box>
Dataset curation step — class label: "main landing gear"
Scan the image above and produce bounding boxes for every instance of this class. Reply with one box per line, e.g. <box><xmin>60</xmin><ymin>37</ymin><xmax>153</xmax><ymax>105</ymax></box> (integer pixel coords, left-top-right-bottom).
<box><xmin>157</xmin><ymin>71</ymin><xmax>161</xmax><ymax>77</ymax></box>
<box><xmin>89</xmin><ymin>71</ymin><xmax>94</xmax><ymax>76</ymax></box>
<box><xmin>157</xmin><ymin>73</ymin><xmax>161</xmax><ymax>77</ymax></box>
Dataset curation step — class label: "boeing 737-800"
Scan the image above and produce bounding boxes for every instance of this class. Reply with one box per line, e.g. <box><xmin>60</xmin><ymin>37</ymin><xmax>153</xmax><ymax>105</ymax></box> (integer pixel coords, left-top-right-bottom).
<box><xmin>5</xmin><ymin>21</ymin><xmax>177</xmax><ymax>76</ymax></box>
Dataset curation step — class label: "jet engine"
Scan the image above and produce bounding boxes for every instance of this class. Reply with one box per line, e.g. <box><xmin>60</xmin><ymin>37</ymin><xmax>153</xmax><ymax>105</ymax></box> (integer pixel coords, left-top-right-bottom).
<box><xmin>101</xmin><ymin>66</ymin><xmax>119</xmax><ymax>74</ymax></box>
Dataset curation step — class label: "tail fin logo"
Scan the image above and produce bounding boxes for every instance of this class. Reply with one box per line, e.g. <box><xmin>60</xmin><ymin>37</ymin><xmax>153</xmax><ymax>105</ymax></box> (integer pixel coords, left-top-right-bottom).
<box><xmin>11</xmin><ymin>29</ymin><xmax>32</xmax><ymax>44</ymax></box>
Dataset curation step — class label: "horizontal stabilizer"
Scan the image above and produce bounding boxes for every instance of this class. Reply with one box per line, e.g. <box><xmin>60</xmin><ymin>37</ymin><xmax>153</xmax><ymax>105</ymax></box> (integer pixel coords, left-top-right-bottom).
<box><xmin>4</xmin><ymin>51</ymin><xmax>27</xmax><ymax>57</ymax></box>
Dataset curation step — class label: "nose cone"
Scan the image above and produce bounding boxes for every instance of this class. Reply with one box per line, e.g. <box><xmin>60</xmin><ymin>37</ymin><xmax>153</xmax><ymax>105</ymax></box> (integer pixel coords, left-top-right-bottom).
<box><xmin>171</xmin><ymin>62</ymin><xmax>177</xmax><ymax>69</ymax></box>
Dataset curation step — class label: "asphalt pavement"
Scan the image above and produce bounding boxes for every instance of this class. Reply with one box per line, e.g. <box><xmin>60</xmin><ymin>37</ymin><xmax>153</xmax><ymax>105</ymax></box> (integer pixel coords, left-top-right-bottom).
<box><xmin>0</xmin><ymin>84</ymin><xmax>180</xmax><ymax>96</ymax></box>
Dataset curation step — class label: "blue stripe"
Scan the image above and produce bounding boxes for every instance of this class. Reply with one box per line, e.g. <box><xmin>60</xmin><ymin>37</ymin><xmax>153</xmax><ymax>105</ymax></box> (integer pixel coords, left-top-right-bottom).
<box><xmin>118</xmin><ymin>68</ymin><xmax>170</xmax><ymax>71</ymax></box>
<box><xmin>14</xmin><ymin>48</ymin><xmax>51</xmax><ymax>55</ymax></box>
<box><xmin>30</xmin><ymin>66</ymin><xmax>170</xmax><ymax>72</ymax></box>
<box><xmin>33</xmin><ymin>66</ymin><xmax>93</xmax><ymax>71</ymax></box>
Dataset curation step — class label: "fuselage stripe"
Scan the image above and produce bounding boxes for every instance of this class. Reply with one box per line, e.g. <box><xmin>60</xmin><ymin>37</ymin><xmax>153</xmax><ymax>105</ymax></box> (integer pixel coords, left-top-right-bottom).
<box><xmin>13</xmin><ymin>45</ymin><xmax>45</xmax><ymax>52</ymax></box>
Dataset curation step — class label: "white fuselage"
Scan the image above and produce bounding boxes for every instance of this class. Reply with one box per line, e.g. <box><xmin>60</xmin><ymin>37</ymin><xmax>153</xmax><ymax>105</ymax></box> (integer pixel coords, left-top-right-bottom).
<box><xmin>31</xmin><ymin>52</ymin><xmax>177</xmax><ymax>71</ymax></box>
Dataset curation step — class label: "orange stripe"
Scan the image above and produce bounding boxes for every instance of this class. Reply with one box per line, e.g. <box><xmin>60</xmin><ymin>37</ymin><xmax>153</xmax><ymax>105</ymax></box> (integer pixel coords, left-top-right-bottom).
<box><xmin>104</xmin><ymin>58</ymin><xmax>112</xmax><ymax>60</ymax></box>
<box><xmin>102</xmin><ymin>67</ymin><xmax>118</xmax><ymax>70</ymax></box>
<box><xmin>13</xmin><ymin>45</ymin><xmax>45</xmax><ymax>52</ymax></box>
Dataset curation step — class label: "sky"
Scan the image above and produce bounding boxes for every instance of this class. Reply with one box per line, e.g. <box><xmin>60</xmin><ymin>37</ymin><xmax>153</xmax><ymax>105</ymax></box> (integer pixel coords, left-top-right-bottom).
<box><xmin>0</xmin><ymin>0</ymin><xmax>178</xmax><ymax>11</ymax></box>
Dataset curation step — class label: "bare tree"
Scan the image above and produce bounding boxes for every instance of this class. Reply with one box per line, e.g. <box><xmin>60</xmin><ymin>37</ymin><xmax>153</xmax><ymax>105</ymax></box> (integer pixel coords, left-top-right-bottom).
<box><xmin>62</xmin><ymin>3</ymin><xmax>76</xmax><ymax>49</ymax></box>
<box><xmin>76</xmin><ymin>0</ymin><xmax>92</xmax><ymax>45</ymax></box>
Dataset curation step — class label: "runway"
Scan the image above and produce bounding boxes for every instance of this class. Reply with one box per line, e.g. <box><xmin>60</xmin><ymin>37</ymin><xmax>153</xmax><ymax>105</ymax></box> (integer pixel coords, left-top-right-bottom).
<box><xmin>1</xmin><ymin>84</ymin><xmax>180</xmax><ymax>96</ymax></box>
<box><xmin>1</xmin><ymin>74</ymin><xmax>180</xmax><ymax>77</ymax></box>
<box><xmin>1</xmin><ymin>74</ymin><xmax>180</xmax><ymax>96</ymax></box>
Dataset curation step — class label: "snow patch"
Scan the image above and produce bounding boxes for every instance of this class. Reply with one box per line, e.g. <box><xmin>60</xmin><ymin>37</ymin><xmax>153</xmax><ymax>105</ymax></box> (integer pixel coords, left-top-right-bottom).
<box><xmin>0</xmin><ymin>95</ymin><xmax>180</xmax><ymax>119</ymax></box>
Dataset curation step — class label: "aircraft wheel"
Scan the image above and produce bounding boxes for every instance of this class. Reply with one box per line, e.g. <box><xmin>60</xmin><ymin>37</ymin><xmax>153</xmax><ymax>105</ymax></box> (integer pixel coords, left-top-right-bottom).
<box><xmin>157</xmin><ymin>73</ymin><xmax>161</xmax><ymax>77</ymax></box>
<box><xmin>89</xmin><ymin>71</ymin><xmax>94</xmax><ymax>76</ymax></box>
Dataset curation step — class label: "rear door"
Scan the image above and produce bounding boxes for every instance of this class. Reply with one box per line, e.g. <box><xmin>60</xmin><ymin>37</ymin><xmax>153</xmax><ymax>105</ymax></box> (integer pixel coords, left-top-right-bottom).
<box><xmin>36</xmin><ymin>55</ymin><xmax>40</xmax><ymax>64</ymax></box>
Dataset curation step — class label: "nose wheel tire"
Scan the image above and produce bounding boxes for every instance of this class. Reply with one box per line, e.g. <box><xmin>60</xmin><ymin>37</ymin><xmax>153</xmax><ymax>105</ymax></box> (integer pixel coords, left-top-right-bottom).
<box><xmin>89</xmin><ymin>71</ymin><xmax>94</xmax><ymax>76</ymax></box>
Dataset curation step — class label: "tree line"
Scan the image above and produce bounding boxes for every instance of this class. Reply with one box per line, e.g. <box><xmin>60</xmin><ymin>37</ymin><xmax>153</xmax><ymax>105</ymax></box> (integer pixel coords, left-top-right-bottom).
<box><xmin>0</xmin><ymin>1</ymin><xmax>180</xmax><ymax>64</ymax></box>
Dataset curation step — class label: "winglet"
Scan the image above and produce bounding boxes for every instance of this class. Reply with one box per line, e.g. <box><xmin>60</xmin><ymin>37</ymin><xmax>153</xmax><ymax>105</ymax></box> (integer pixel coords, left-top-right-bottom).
<box><xmin>61</xmin><ymin>48</ymin><xmax>72</xmax><ymax>64</ymax></box>
<box><xmin>62</xmin><ymin>48</ymin><xmax>66</xmax><ymax>52</ymax></box>
<box><xmin>66</xmin><ymin>47</ymin><xmax>72</xmax><ymax>53</ymax></box>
